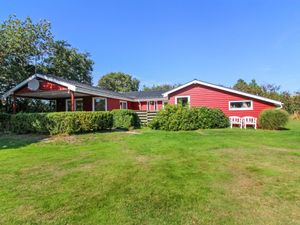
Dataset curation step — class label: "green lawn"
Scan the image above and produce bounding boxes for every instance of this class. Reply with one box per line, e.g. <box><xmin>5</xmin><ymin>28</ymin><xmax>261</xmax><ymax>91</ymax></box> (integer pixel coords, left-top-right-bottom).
<box><xmin>0</xmin><ymin>121</ymin><xmax>300</xmax><ymax>225</ymax></box>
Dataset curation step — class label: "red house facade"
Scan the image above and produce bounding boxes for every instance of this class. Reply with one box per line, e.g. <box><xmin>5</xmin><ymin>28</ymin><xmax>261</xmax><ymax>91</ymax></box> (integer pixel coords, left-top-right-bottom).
<box><xmin>2</xmin><ymin>74</ymin><xmax>282</xmax><ymax>119</ymax></box>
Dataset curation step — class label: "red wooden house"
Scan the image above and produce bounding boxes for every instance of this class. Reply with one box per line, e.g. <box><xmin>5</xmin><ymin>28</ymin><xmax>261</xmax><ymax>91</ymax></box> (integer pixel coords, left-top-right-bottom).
<box><xmin>2</xmin><ymin>74</ymin><xmax>282</xmax><ymax>119</ymax></box>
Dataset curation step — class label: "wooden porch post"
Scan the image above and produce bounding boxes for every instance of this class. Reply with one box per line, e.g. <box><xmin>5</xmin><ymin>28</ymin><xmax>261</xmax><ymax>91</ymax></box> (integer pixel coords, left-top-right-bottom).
<box><xmin>12</xmin><ymin>94</ymin><xmax>16</xmax><ymax>114</ymax></box>
<box><xmin>70</xmin><ymin>91</ymin><xmax>75</xmax><ymax>112</ymax></box>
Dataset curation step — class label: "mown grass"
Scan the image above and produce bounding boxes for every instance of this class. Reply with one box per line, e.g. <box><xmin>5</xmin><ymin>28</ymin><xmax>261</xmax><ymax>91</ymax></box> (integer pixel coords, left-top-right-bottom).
<box><xmin>0</xmin><ymin>121</ymin><xmax>300</xmax><ymax>225</ymax></box>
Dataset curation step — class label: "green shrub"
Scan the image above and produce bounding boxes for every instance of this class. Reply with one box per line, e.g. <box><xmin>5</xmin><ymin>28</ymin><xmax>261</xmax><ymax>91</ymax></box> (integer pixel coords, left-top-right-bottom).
<box><xmin>150</xmin><ymin>104</ymin><xmax>229</xmax><ymax>131</ymax></box>
<box><xmin>259</xmin><ymin>109</ymin><xmax>289</xmax><ymax>130</ymax></box>
<box><xmin>11</xmin><ymin>113</ymin><xmax>49</xmax><ymax>134</ymax></box>
<box><xmin>0</xmin><ymin>113</ymin><xmax>11</xmax><ymax>132</ymax></box>
<box><xmin>10</xmin><ymin>112</ymin><xmax>113</xmax><ymax>134</ymax></box>
<box><xmin>112</xmin><ymin>109</ymin><xmax>140</xmax><ymax>130</ymax></box>
<box><xmin>46</xmin><ymin>112</ymin><xmax>113</xmax><ymax>135</ymax></box>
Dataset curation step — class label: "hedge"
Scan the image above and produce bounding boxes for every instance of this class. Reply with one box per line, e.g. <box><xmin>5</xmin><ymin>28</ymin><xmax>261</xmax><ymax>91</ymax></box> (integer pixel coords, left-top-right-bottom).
<box><xmin>259</xmin><ymin>109</ymin><xmax>289</xmax><ymax>130</ymax></box>
<box><xmin>0</xmin><ymin>113</ymin><xmax>11</xmax><ymax>132</ymax></box>
<box><xmin>111</xmin><ymin>109</ymin><xmax>140</xmax><ymax>130</ymax></box>
<box><xmin>150</xmin><ymin>104</ymin><xmax>229</xmax><ymax>131</ymax></box>
<box><xmin>10</xmin><ymin>112</ymin><xmax>113</xmax><ymax>135</ymax></box>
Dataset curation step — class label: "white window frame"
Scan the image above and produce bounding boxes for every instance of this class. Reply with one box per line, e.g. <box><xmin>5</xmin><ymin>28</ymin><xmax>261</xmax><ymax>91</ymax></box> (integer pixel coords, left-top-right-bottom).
<box><xmin>120</xmin><ymin>101</ymin><xmax>128</xmax><ymax>109</ymax></box>
<box><xmin>175</xmin><ymin>96</ymin><xmax>190</xmax><ymax>107</ymax></box>
<box><xmin>154</xmin><ymin>101</ymin><xmax>158</xmax><ymax>111</ymax></box>
<box><xmin>228</xmin><ymin>100</ymin><xmax>253</xmax><ymax>111</ymax></box>
<box><xmin>92</xmin><ymin>97</ymin><xmax>107</xmax><ymax>111</ymax></box>
<box><xmin>147</xmin><ymin>101</ymin><xmax>150</xmax><ymax>111</ymax></box>
<box><xmin>65</xmin><ymin>98</ymin><xmax>83</xmax><ymax>111</ymax></box>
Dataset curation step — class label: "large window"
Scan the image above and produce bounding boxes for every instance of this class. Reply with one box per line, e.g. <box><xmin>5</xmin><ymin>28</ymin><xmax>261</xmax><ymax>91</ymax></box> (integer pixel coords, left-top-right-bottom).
<box><xmin>120</xmin><ymin>101</ymin><xmax>128</xmax><ymax>109</ymax></box>
<box><xmin>229</xmin><ymin>100</ymin><xmax>253</xmax><ymax>110</ymax></box>
<box><xmin>175</xmin><ymin>96</ymin><xmax>190</xmax><ymax>107</ymax></box>
<box><xmin>66</xmin><ymin>98</ymin><xmax>83</xmax><ymax>111</ymax></box>
<box><xmin>93</xmin><ymin>97</ymin><xmax>107</xmax><ymax>111</ymax></box>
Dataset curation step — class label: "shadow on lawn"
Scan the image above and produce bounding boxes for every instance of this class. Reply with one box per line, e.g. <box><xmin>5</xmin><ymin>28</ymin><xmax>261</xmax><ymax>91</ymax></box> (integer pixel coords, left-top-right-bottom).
<box><xmin>0</xmin><ymin>133</ymin><xmax>47</xmax><ymax>151</ymax></box>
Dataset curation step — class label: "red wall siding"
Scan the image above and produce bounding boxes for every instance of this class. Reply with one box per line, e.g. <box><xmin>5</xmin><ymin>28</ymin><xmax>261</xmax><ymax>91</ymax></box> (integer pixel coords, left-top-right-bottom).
<box><xmin>16</xmin><ymin>79</ymin><xmax>67</xmax><ymax>95</ymax></box>
<box><xmin>128</xmin><ymin>102</ymin><xmax>139</xmax><ymax>110</ymax></box>
<box><xmin>56</xmin><ymin>96</ymin><xmax>130</xmax><ymax>111</ymax></box>
<box><xmin>138</xmin><ymin>101</ymin><xmax>163</xmax><ymax>111</ymax></box>
<box><xmin>107</xmin><ymin>98</ymin><xmax>120</xmax><ymax>111</ymax></box>
<box><xmin>168</xmin><ymin>84</ymin><xmax>275</xmax><ymax>118</ymax></box>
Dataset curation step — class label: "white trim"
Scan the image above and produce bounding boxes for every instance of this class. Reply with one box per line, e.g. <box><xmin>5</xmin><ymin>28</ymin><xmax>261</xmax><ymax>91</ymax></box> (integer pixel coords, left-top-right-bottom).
<box><xmin>175</xmin><ymin>96</ymin><xmax>190</xmax><ymax>106</ymax></box>
<box><xmin>120</xmin><ymin>101</ymin><xmax>128</xmax><ymax>109</ymax></box>
<box><xmin>75</xmin><ymin>86</ymin><xmax>133</xmax><ymax>101</ymax></box>
<box><xmin>163</xmin><ymin>79</ymin><xmax>283</xmax><ymax>107</ymax></box>
<box><xmin>92</xmin><ymin>97</ymin><xmax>107</xmax><ymax>111</ymax></box>
<box><xmin>65</xmin><ymin>98</ymin><xmax>83</xmax><ymax>111</ymax></box>
<box><xmin>146</xmin><ymin>101</ymin><xmax>150</xmax><ymax>111</ymax></box>
<box><xmin>154</xmin><ymin>101</ymin><xmax>158</xmax><ymax>111</ymax></box>
<box><xmin>228</xmin><ymin>100</ymin><xmax>253</xmax><ymax>111</ymax></box>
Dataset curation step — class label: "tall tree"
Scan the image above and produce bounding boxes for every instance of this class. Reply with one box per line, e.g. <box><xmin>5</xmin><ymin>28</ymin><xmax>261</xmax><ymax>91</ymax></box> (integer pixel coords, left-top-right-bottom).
<box><xmin>0</xmin><ymin>15</ymin><xmax>94</xmax><ymax>96</ymax></box>
<box><xmin>0</xmin><ymin>15</ymin><xmax>52</xmax><ymax>95</ymax></box>
<box><xmin>142</xmin><ymin>84</ymin><xmax>180</xmax><ymax>92</ymax></box>
<box><xmin>41</xmin><ymin>40</ymin><xmax>93</xmax><ymax>84</ymax></box>
<box><xmin>0</xmin><ymin>15</ymin><xmax>94</xmax><ymax>112</ymax></box>
<box><xmin>98</xmin><ymin>72</ymin><xmax>140</xmax><ymax>92</ymax></box>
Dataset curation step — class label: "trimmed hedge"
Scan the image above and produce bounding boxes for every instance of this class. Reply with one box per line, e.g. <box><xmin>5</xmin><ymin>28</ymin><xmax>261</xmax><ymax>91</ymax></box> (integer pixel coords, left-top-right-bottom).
<box><xmin>150</xmin><ymin>104</ymin><xmax>229</xmax><ymax>131</ymax></box>
<box><xmin>259</xmin><ymin>109</ymin><xmax>289</xmax><ymax>130</ymax></box>
<box><xmin>10</xmin><ymin>112</ymin><xmax>113</xmax><ymax>135</ymax></box>
<box><xmin>0</xmin><ymin>113</ymin><xmax>11</xmax><ymax>132</ymax></box>
<box><xmin>111</xmin><ymin>109</ymin><xmax>140</xmax><ymax>130</ymax></box>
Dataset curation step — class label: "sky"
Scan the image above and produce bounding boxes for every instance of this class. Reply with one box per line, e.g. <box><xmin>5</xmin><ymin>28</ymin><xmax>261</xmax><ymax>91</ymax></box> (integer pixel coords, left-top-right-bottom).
<box><xmin>1</xmin><ymin>0</ymin><xmax>300</xmax><ymax>92</ymax></box>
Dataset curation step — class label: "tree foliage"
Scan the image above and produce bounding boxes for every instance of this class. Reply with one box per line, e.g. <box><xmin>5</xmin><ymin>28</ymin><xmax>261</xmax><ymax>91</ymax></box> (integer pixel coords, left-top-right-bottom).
<box><xmin>142</xmin><ymin>83</ymin><xmax>180</xmax><ymax>92</ymax></box>
<box><xmin>98</xmin><ymin>72</ymin><xmax>140</xmax><ymax>92</ymax></box>
<box><xmin>233</xmin><ymin>79</ymin><xmax>299</xmax><ymax>114</ymax></box>
<box><xmin>0</xmin><ymin>15</ymin><xmax>94</xmax><ymax>112</ymax></box>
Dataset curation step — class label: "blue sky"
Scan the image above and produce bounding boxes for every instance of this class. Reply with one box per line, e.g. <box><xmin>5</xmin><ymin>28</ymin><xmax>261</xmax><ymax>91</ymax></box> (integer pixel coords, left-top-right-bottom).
<box><xmin>1</xmin><ymin>0</ymin><xmax>300</xmax><ymax>92</ymax></box>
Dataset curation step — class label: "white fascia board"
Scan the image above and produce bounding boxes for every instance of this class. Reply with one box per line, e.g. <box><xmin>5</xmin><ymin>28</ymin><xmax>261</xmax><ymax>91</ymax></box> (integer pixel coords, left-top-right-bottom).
<box><xmin>35</xmin><ymin>74</ymin><xmax>76</xmax><ymax>91</ymax></box>
<box><xmin>133</xmin><ymin>98</ymin><xmax>167</xmax><ymax>102</ymax></box>
<box><xmin>162</xmin><ymin>79</ymin><xmax>283</xmax><ymax>107</ymax></box>
<box><xmin>1</xmin><ymin>73</ymin><xmax>77</xmax><ymax>99</ymax></box>
<box><xmin>2</xmin><ymin>74</ymin><xmax>38</xmax><ymax>99</ymax></box>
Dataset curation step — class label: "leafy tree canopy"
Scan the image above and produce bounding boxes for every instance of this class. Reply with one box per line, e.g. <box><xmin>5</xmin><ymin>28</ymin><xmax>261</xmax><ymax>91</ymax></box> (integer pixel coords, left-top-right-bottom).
<box><xmin>0</xmin><ymin>15</ymin><xmax>94</xmax><ymax>112</ymax></box>
<box><xmin>98</xmin><ymin>72</ymin><xmax>140</xmax><ymax>92</ymax></box>
<box><xmin>233</xmin><ymin>78</ymin><xmax>299</xmax><ymax>114</ymax></box>
<box><xmin>142</xmin><ymin>84</ymin><xmax>180</xmax><ymax>92</ymax></box>
<box><xmin>0</xmin><ymin>15</ymin><xmax>94</xmax><ymax>96</ymax></box>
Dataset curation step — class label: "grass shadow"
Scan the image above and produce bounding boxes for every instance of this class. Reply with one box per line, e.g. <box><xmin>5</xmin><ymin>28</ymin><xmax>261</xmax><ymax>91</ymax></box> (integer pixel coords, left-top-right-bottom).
<box><xmin>0</xmin><ymin>133</ymin><xmax>48</xmax><ymax>151</ymax></box>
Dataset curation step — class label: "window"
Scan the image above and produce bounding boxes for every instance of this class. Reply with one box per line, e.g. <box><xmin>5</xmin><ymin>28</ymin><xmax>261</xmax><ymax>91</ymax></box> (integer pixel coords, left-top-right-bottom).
<box><xmin>175</xmin><ymin>96</ymin><xmax>190</xmax><ymax>107</ymax></box>
<box><xmin>93</xmin><ymin>97</ymin><xmax>107</xmax><ymax>111</ymax></box>
<box><xmin>120</xmin><ymin>101</ymin><xmax>128</xmax><ymax>109</ymax></box>
<box><xmin>147</xmin><ymin>101</ymin><xmax>150</xmax><ymax>111</ymax></box>
<box><xmin>66</xmin><ymin>98</ymin><xmax>83</xmax><ymax>111</ymax></box>
<box><xmin>229</xmin><ymin>100</ymin><xmax>253</xmax><ymax>110</ymax></box>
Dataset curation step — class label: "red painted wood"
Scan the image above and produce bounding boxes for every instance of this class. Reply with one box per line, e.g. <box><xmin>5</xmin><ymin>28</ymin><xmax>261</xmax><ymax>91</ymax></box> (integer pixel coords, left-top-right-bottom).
<box><xmin>70</xmin><ymin>91</ymin><xmax>75</xmax><ymax>112</ymax></box>
<box><xmin>138</xmin><ymin>101</ymin><xmax>163</xmax><ymax>111</ymax></box>
<box><xmin>15</xmin><ymin>79</ymin><xmax>67</xmax><ymax>94</ymax></box>
<box><xmin>168</xmin><ymin>84</ymin><xmax>275</xmax><ymax>118</ymax></box>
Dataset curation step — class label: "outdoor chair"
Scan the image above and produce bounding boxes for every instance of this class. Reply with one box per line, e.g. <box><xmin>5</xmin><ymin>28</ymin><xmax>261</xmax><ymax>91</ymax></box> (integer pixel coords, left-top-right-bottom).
<box><xmin>242</xmin><ymin>116</ymin><xmax>257</xmax><ymax>129</ymax></box>
<box><xmin>229</xmin><ymin>116</ymin><xmax>243</xmax><ymax>128</ymax></box>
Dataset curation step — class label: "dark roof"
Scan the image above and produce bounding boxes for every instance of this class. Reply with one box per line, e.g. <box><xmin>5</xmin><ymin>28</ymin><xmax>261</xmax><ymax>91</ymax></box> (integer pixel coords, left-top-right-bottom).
<box><xmin>36</xmin><ymin>74</ymin><xmax>166</xmax><ymax>100</ymax></box>
<box><xmin>122</xmin><ymin>90</ymin><xmax>165</xmax><ymax>99</ymax></box>
<box><xmin>41</xmin><ymin>74</ymin><xmax>135</xmax><ymax>99</ymax></box>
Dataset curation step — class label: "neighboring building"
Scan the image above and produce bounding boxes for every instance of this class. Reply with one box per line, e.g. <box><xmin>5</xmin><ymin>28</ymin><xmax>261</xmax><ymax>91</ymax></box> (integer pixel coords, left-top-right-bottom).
<box><xmin>2</xmin><ymin>74</ymin><xmax>282</xmax><ymax>119</ymax></box>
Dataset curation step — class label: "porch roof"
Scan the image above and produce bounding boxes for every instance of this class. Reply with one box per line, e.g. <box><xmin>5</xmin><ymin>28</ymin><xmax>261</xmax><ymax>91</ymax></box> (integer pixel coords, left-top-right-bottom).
<box><xmin>2</xmin><ymin>74</ymin><xmax>167</xmax><ymax>102</ymax></box>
